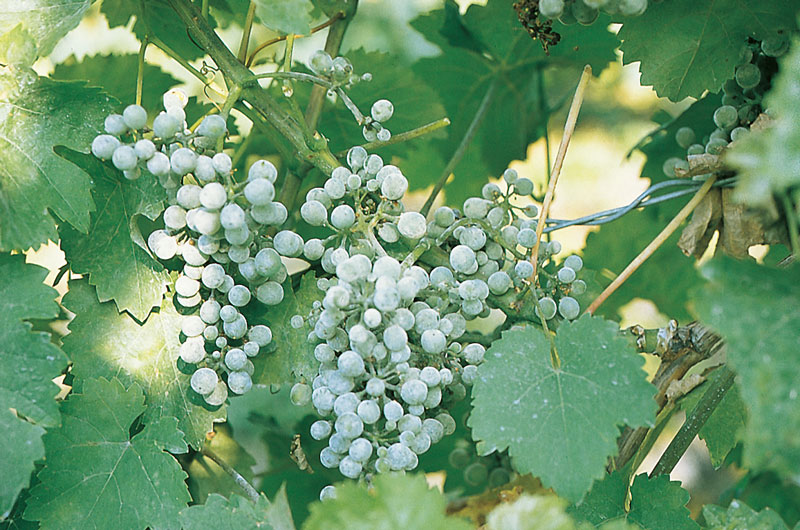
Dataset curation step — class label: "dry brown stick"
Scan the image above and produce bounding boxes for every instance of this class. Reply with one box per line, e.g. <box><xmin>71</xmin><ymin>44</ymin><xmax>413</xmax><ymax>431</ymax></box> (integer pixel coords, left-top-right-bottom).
<box><xmin>528</xmin><ymin>65</ymin><xmax>592</xmax><ymax>280</ymax></box>
<box><xmin>586</xmin><ymin>175</ymin><xmax>718</xmax><ymax>314</ymax></box>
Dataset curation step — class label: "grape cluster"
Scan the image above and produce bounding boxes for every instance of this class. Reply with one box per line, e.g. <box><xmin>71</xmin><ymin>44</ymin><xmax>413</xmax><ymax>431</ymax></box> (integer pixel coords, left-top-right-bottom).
<box><xmin>91</xmin><ymin>89</ymin><xmax>298</xmax><ymax>405</ymax></box>
<box><xmin>291</xmin><ymin>148</ymin><xmax>585</xmax><ymax>487</ymax></box>
<box><xmin>448</xmin><ymin>439</ymin><xmax>515</xmax><ymax>489</ymax></box>
<box><xmin>539</xmin><ymin>0</ymin><xmax>648</xmax><ymax>27</ymax></box>
<box><xmin>663</xmin><ymin>36</ymin><xmax>788</xmax><ymax>178</ymax></box>
<box><xmin>308</xmin><ymin>50</ymin><xmax>394</xmax><ymax>142</ymax></box>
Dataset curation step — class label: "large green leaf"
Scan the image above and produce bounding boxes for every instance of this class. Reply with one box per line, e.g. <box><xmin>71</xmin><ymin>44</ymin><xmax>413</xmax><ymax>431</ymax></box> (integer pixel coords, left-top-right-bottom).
<box><xmin>570</xmin><ymin>472</ymin><xmax>699</xmax><ymax>529</ymax></box>
<box><xmin>411</xmin><ymin>1</ymin><xmax>619</xmax><ymax>205</ymax></box>
<box><xmin>246</xmin><ymin>273</ymin><xmax>323</xmax><ymax>385</ymax></box>
<box><xmin>693</xmin><ymin>257</ymin><xmax>800</xmax><ymax>478</ymax></box>
<box><xmin>24</xmin><ymin>378</ymin><xmax>190</xmax><ymax>529</ymax></box>
<box><xmin>51</xmin><ymin>53</ymin><xmax>181</xmax><ymax>114</ymax></box>
<box><xmin>61</xmin><ymin>281</ymin><xmax>226</xmax><ymax>449</ymax></box>
<box><xmin>679</xmin><ymin>368</ymin><xmax>746</xmax><ymax>468</ymax></box>
<box><xmin>469</xmin><ymin>315</ymin><xmax>656</xmax><ymax>501</ymax></box>
<box><xmin>180</xmin><ymin>493</ymin><xmax>280</xmax><ymax>530</ymax></box>
<box><xmin>303</xmin><ymin>474</ymin><xmax>472</xmax><ymax>530</ymax></box>
<box><xmin>254</xmin><ymin>0</ymin><xmax>315</xmax><ymax>34</ymax></box>
<box><xmin>0</xmin><ymin>254</ymin><xmax>68</xmax><ymax>518</ymax></box>
<box><xmin>618</xmin><ymin>0</ymin><xmax>797</xmax><ymax>101</ymax></box>
<box><xmin>0</xmin><ymin>0</ymin><xmax>90</xmax><ymax>58</ymax></box>
<box><xmin>102</xmin><ymin>0</ymin><xmax>206</xmax><ymax>60</ymax></box>
<box><xmin>582</xmin><ymin>95</ymin><xmax>721</xmax><ymax>321</ymax></box>
<box><xmin>58</xmin><ymin>148</ymin><xmax>167</xmax><ymax>321</ymax></box>
<box><xmin>703</xmin><ymin>499</ymin><xmax>789</xmax><ymax>530</ymax></box>
<box><xmin>0</xmin><ymin>69</ymin><xmax>116</xmax><ymax>251</ymax></box>
<box><xmin>726</xmin><ymin>37</ymin><xmax>800</xmax><ymax>207</ymax></box>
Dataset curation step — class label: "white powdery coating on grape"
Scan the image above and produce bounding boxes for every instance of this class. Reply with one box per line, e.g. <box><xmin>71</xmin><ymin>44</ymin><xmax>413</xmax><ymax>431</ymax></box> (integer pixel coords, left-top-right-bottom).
<box><xmin>249</xmin><ymin>159</ymin><xmax>278</xmax><ymax>182</ymax></box>
<box><xmin>244</xmin><ymin>178</ymin><xmax>275</xmax><ymax>205</ymax></box>
<box><xmin>92</xmin><ymin>134</ymin><xmax>120</xmax><ymax>159</ymax></box>
<box><xmin>191</xmin><ymin>367</ymin><xmax>218</xmax><ymax>395</ymax></box>
<box><xmin>397</xmin><ymin>212</ymin><xmax>427</xmax><ymax>239</ymax></box>
<box><xmin>450</xmin><ymin>245</ymin><xmax>476</xmax><ymax>273</ymax></box>
<box><xmin>330</xmin><ymin>204</ymin><xmax>356</xmax><ymax>230</ymax></box>
<box><xmin>199</xmin><ymin>182</ymin><xmax>227</xmax><ymax>210</ymax></box>
<box><xmin>371</xmin><ymin>99</ymin><xmax>394</xmax><ymax>122</ymax></box>
<box><xmin>180</xmin><ymin>336</ymin><xmax>206</xmax><ymax>363</ymax></box>
<box><xmin>380</xmin><ymin>171</ymin><xmax>408</xmax><ymax>200</ymax></box>
<box><xmin>228</xmin><ymin>371</ymin><xmax>252</xmax><ymax>394</ymax></box>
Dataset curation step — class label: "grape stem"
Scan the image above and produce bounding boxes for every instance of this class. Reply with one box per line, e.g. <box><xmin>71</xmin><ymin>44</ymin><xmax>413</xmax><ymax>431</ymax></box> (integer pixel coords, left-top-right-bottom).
<box><xmin>586</xmin><ymin>175</ymin><xmax>718</xmax><ymax>315</ymax></box>
<box><xmin>246</xmin><ymin>11</ymin><xmax>346</xmax><ymax>68</ymax></box>
<box><xmin>135</xmin><ymin>36</ymin><xmax>148</xmax><ymax>108</ymax></box>
<box><xmin>528</xmin><ymin>65</ymin><xmax>592</xmax><ymax>280</ymax></box>
<box><xmin>236</xmin><ymin>2</ymin><xmax>257</xmax><ymax>64</ymax></box>
<box><xmin>336</xmin><ymin>117</ymin><xmax>451</xmax><ymax>156</ymax></box>
<box><xmin>420</xmin><ymin>80</ymin><xmax>499</xmax><ymax>217</ymax></box>
<box><xmin>201</xmin><ymin>447</ymin><xmax>260</xmax><ymax>503</ymax></box>
<box><xmin>650</xmin><ymin>366</ymin><xmax>735</xmax><ymax>477</ymax></box>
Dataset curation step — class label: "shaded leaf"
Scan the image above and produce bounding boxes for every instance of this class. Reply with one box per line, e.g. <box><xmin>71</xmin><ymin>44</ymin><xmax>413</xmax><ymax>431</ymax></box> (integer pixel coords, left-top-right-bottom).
<box><xmin>61</xmin><ymin>281</ymin><xmax>226</xmax><ymax>449</ymax></box>
<box><xmin>303</xmin><ymin>473</ymin><xmax>472</xmax><ymax>530</ymax></box>
<box><xmin>570</xmin><ymin>472</ymin><xmax>699</xmax><ymax>529</ymax></box>
<box><xmin>254</xmin><ymin>0</ymin><xmax>315</xmax><ymax>35</ymax></box>
<box><xmin>0</xmin><ymin>69</ymin><xmax>116</xmax><ymax>251</ymax></box>
<box><xmin>58</xmin><ymin>148</ymin><xmax>168</xmax><ymax>320</ymax></box>
<box><xmin>693</xmin><ymin>257</ymin><xmax>800</xmax><ymax>478</ymax></box>
<box><xmin>619</xmin><ymin>0</ymin><xmax>797</xmax><ymax>101</ymax></box>
<box><xmin>469</xmin><ymin>315</ymin><xmax>656</xmax><ymax>501</ymax></box>
<box><xmin>51</xmin><ymin>53</ymin><xmax>181</xmax><ymax>113</ymax></box>
<box><xmin>24</xmin><ymin>378</ymin><xmax>190</xmax><ymax>529</ymax></box>
<box><xmin>180</xmin><ymin>493</ymin><xmax>278</xmax><ymax>529</ymax></box>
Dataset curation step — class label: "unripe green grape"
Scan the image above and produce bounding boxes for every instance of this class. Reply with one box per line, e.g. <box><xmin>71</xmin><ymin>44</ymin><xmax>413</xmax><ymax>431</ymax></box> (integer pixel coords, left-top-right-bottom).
<box><xmin>112</xmin><ymin>145</ymin><xmax>137</xmax><ymax>171</ymax></box>
<box><xmin>687</xmin><ymin>143</ymin><xmax>705</xmax><ymax>156</ymax></box>
<box><xmin>163</xmin><ymin>205</ymin><xmax>186</xmax><ymax>230</ymax></box>
<box><xmin>91</xmin><ymin>134</ymin><xmax>120</xmax><ymax>159</ymax></box>
<box><xmin>244</xmin><ymin>178</ymin><xmax>275</xmax><ymax>205</ymax></box>
<box><xmin>347</xmin><ymin>146</ymin><xmax>368</xmax><ymax>170</ymax></box>
<box><xmin>381</xmin><ymin>172</ymin><xmax>408</xmax><ymax>200</ymax></box>
<box><xmin>713</xmin><ymin>105</ymin><xmax>739</xmax><ymax>130</ymax></box>
<box><xmin>251</xmin><ymin>202</ymin><xmax>288</xmax><ymax>225</ymax></box>
<box><xmin>463</xmin><ymin>197</ymin><xmax>491</xmax><ymax>219</ymax></box>
<box><xmin>248</xmin><ymin>325</ymin><xmax>272</xmax><ymax>347</ymax></box>
<box><xmin>675</xmin><ymin>127</ymin><xmax>696</xmax><ymax>149</ymax></box>
<box><xmin>301</xmin><ymin>200</ymin><xmax>328</xmax><ymax>226</ymax></box>
<box><xmin>571</xmin><ymin>279</ymin><xmax>587</xmax><ymax>295</ymax></box>
<box><xmin>330</xmin><ymin>204</ymin><xmax>356</xmax><ymax>230</ymax></box>
<box><xmin>434</xmin><ymin>206</ymin><xmax>456</xmax><ymax>227</ymax></box>
<box><xmin>488</xmin><ymin>270</ymin><xmax>512</xmax><ymax>295</ymax></box>
<box><xmin>146</xmin><ymin>152</ymin><xmax>170</xmax><ymax>177</ymax></box>
<box><xmin>177</xmin><ymin>184</ymin><xmax>201</xmax><ymax>209</ymax></box>
<box><xmin>537</xmin><ymin>297</ymin><xmax>557</xmax><ymax>320</ymax></box>
<box><xmin>153</xmin><ymin>112</ymin><xmax>181</xmax><ymax>138</ymax></box>
<box><xmin>290</xmin><ymin>383</ymin><xmax>312</xmax><ymax>405</ymax></box>
<box><xmin>730</xmin><ymin>126</ymin><xmax>750</xmax><ymax>142</ymax></box>
<box><xmin>225</xmin><ymin>348</ymin><xmax>247</xmax><ymax>371</ymax></box>
<box><xmin>248</xmin><ymin>159</ymin><xmax>277</xmax><ymax>182</ymax></box>
<box><xmin>558</xmin><ymin>296</ymin><xmax>580</xmax><ymax>320</ymax></box>
<box><xmin>122</xmin><ymin>104</ymin><xmax>147</xmax><ymax>130</ymax></box>
<box><xmin>191</xmin><ymin>367</ymin><xmax>218</xmax><ymax>395</ymax></box>
<box><xmin>513</xmin><ymin>177</ymin><xmax>534</xmax><ymax>196</ymax></box>
<box><xmin>735</xmin><ymin>63</ymin><xmax>761</xmax><ymax>90</ymax></box>
<box><xmin>196</xmin><ymin>114</ymin><xmax>227</xmax><ymax>138</ymax></box>
<box><xmin>618</xmin><ymin>0</ymin><xmax>647</xmax><ymax>16</ymax></box>
<box><xmin>706</xmin><ymin>138</ymin><xmax>728</xmax><ymax>155</ymax></box>
<box><xmin>539</xmin><ymin>0</ymin><xmax>564</xmax><ymax>17</ymax></box>
<box><xmin>571</xmin><ymin>0</ymin><xmax>598</xmax><ymax>24</ymax></box>
<box><xmin>514</xmin><ymin>260</ymin><xmax>534</xmax><ymax>278</ymax></box>
<box><xmin>376</xmin><ymin>128</ymin><xmax>391</xmax><ymax>142</ymax></box>
<box><xmin>175</xmin><ymin>275</ymin><xmax>200</xmax><ymax>297</ymax></box>
<box><xmin>255</xmin><ymin>281</ymin><xmax>284</xmax><ymax>305</ymax></box>
<box><xmin>450</xmin><ymin>245</ymin><xmax>477</xmax><ymax>273</ymax></box>
<box><xmin>398</xmin><ymin>212</ymin><xmax>427</xmax><ymax>239</ymax></box>
<box><xmin>200</xmin><ymin>299</ymin><xmax>221</xmax><ymax>324</ymax></box>
<box><xmin>227</xmin><ymin>371</ymin><xmax>252</xmax><ymax>394</ymax></box>
<box><xmin>371</xmin><ymin>99</ymin><xmax>394</xmax><ymax>122</ymax></box>
<box><xmin>199</xmin><ymin>182</ymin><xmax>227</xmax><ymax>210</ymax></box>
<box><xmin>304</xmin><ymin>238</ymin><xmax>325</xmax><ymax>261</ymax></box>
<box><xmin>227</xmin><ymin>285</ymin><xmax>251</xmax><ymax>307</ymax></box>
<box><xmin>309</xmin><ymin>50</ymin><xmax>333</xmax><ymax>75</ymax></box>
<box><xmin>464</xmin><ymin>462</ymin><xmax>489</xmax><ymax>485</ymax></box>
<box><xmin>558</xmin><ymin>266</ymin><xmax>577</xmax><ymax>283</ymax></box>
<box><xmin>220</xmin><ymin>203</ymin><xmax>246</xmax><ymax>230</ymax></box>
<box><xmin>104</xmin><ymin>114</ymin><xmax>128</xmax><ymax>136</ymax></box>
<box><xmin>180</xmin><ymin>336</ymin><xmax>206</xmax><ymax>363</ymax></box>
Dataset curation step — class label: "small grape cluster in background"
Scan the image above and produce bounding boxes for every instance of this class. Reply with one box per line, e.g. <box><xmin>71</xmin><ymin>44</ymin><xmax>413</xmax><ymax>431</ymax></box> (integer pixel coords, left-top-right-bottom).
<box><xmin>289</xmin><ymin>145</ymin><xmax>586</xmax><ymax>491</ymax></box>
<box><xmin>91</xmin><ymin>89</ymin><xmax>301</xmax><ymax>405</ymax></box>
<box><xmin>539</xmin><ymin>0</ymin><xmax>648</xmax><ymax>27</ymax></box>
<box><xmin>448</xmin><ymin>438</ymin><xmax>516</xmax><ymax>489</ymax></box>
<box><xmin>663</xmin><ymin>35</ymin><xmax>789</xmax><ymax>178</ymax></box>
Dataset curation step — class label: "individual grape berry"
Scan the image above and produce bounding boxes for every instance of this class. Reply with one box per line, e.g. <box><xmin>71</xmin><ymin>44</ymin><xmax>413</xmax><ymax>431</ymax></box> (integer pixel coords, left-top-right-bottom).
<box><xmin>91</xmin><ymin>134</ymin><xmax>120</xmax><ymax>159</ymax></box>
<box><xmin>463</xmin><ymin>197</ymin><xmax>491</xmax><ymax>219</ymax></box>
<box><xmin>148</xmin><ymin>230</ymin><xmax>177</xmax><ymax>260</ymax></box>
<box><xmin>539</xmin><ymin>0</ymin><xmax>564</xmax><ymax>17</ymax></box>
<box><xmin>122</xmin><ymin>104</ymin><xmax>148</xmax><ymax>130</ymax></box>
<box><xmin>112</xmin><ymin>145</ymin><xmax>137</xmax><ymax>171</ymax></box>
<box><xmin>228</xmin><ymin>371</ymin><xmax>253</xmax><ymax>394</ymax></box>
<box><xmin>618</xmin><ymin>0</ymin><xmax>647</xmax><ymax>16</ymax></box>
<box><xmin>513</xmin><ymin>177</ymin><xmax>534</xmax><ymax>196</ymax></box>
<box><xmin>196</xmin><ymin>114</ymin><xmax>227</xmax><ymax>138</ymax></box>
<box><xmin>249</xmin><ymin>160</ymin><xmax>278</xmax><ymax>182</ymax></box>
<box><xmin>537</xmin><ymin>297</ymin><xmax>557</xmax><ymax>320</ymax></box>
<box><xmin>735</xmin><ymin>63</ymin><xmax>761</xmax><ymax>90</ymax></box>
<box><xmin>434</xmin><ymin>206</ymin><xmax>456</xmax><ymax>227</ymax></box>
<box><xmin>376</xmin><ymin>128</ymin><xmax>391</xmax><ymax>142</ymax></box>
<box><xmin>244</xmin><ymin>178</ymin><xmax>275</xmax><ymax>206</ymax></box>
<box><xmin>706</xmin><ymin>138</ymin><xmax>728</xmax><ymax>155</ymax></box>
<box><xmin>564</xmin><ymin>254</ymin><xmax>583</xmax><ymax>271</ymax></box>
<box><xmin>398</xmin><ymin>212</ymin><xmax>427</xmax><ymax>239</ymax></box>
<box><xmin>199</xmin><ymin>182</ymin><xmax>227</xmax><ymax>210</ymax></box>
<box><xmin>274</xmin><ymin>230</ymin><xmax>304</xmax><ymax>257</ymax></box>
<box><xmin>488</xmin><ymin>270</ymin><xmax>512</xmax><ymax>295</ymax></box>
<box><xmin>370</xmin><ymin>99</ymin><xmax>394</xmax><ymax>122</ymax></box>
<box><xmin>558</xmin><ymin>296</ymin><xmax>580</xmax><ymax>320</ymax></box>
<box><xmin>104</xmin><ymin>114</ymin><xmax>128</xmax><ymax>136</ymax></box>
<box><xmin>301</xmin><ymin>200</ymin><xmax>328</xmax><ymax>226</ymax></box>
<box><xmin>290</xmin><ymin>383</ymin><xmax>312</xmax><ymax>406</ymax></box>
<box><xmin>557</xmin><ymin>266</ymin><xmax>576</xmax><ymax>283</ymax></box>
<box><xmin>146</xmin><ymin>152</ymin><xmax>170</xmax><ymax>177</ymax></box>
<box><xmin>675</xmin><ymin>127</ymin><xmax>696</xmax><ymax>149</ymax></box>
<box><xmin>514</xmin><ymin>260</ymin><xmax>534</xmax><ymax>278</ymax></box>
<box><xmin>761</xmin><ymin>35</ymin><xmax>789</xmax><ymax>57</ymax></box>
<box><xmin>381</xmin><ymin>171</ymin><xmax>408</xmax><ymax>200</ymax></box>
<box><xmin>225</xmin><ymin>349</ymin><xmax>248</xmax><ymax>371</ymax></box>
<box><xmin>163</xmin><ymin>205</ymin><xmax>187</xmax><ymax>230</ymax></box>
<box><xmin>180</xmin><ymin>336</ymin><xmax>206</xmax><ymax>363</ymax></box>
<box><xmin>191</xmin><ymin>367</ymin><xmax>218</xmax><ymax>395</ymax></box>
<box><xmin>256</xmin><ymin>281</ymin><xmax>284</xmax><ymax>305</ymax></box>
<box><xmin>330</xmin><ymin>204</ymin><xmax>356</xmax><ymax>230</ymax></box>
<box><xmin>730</xmin><ymin>126</ymin><xmax>750</xmax><ymax>142</ymax></box>
<box><xmin>713</xmin><ymin>105</ymin><xmax>739</xmax><ymax>130</ymax></box>
<box><xmin>571</xmin><ymin>0</ymin><xmax>598</xmax><ymax>25</ymax></box>
<box><xmin>228</xmin><ymin>285</ymin><xmax>252</xmax><ymax>307</ymax></box>
<box><xmin>170</xmin><ymin>147</ymin><xmax>197</xmax><ymax>175</ymax></box>
<box><xmin>153</xmin><ymin>112</ymin><xmax>181</xmax><ymax>138</ymax></box>
<box><xmin>220</xmin><ymin>203</ymin><xmax>246</xmax><ymax>230</ymax></box>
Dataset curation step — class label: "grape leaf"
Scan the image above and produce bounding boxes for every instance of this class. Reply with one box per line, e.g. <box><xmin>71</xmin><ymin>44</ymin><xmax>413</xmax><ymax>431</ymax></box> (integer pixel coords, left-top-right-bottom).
<box><xmin>180</xmin><ymin>493</ymin><xmax>276</xmax><ymax>529</ymax></box>
<box><xmin>693</xmin><ymin>257</ymin><xmax>800</xmax><ymax>478</ymax></box>
<box><xmin>61</xmin><ymin>280</ymin><xmax>226</xmax><ymax>449</ymax></box>
<box><xmin>582</xmin><ymin>95</ymin><xmax>721</xmax><ymax>321</ymax></box>
<box><xmin>0</xmin><ymin>24</ymin><xmax>38</xmax><ymax>68</ymax></box>
<box><xmin>58</xmin><ymin>148</ymin><xmax>168</xmax><ymax>321</ymax></box>
<box><xmin>703</xmin><ymin>499</ymin><xmax>789</xmax><ymax>530</ymax></box>
<box><xmin>253</xmin><ymin>0</ymin><xmax>315</xmax><ymax>35</ymax></box>
<box><xmin>102</xmin><ymin>0</ymin><xmax>206</xmax><ymax>60</ymax></box>
<box><xmin>726</xmin><ymin>37</ymin><xmax>800</xmax><ymax>207</ymax></box>
<box><xmin>485</xmin><ymin>494</ymin><xmax>578</xmax><ymax>530</ymax></box>
<box><xmin>570</xmin><ymin>472</ymin><xmax>699</xmax><ymax>529</ymax></box>
<box><xmin>0</xmin><ymin>254</ymin><xmax>68</xmax><ymax>519</ymax></box>
<box><xmin>468</xmin><ymin>315</ymin><xmax>656</xmax><ymax>501</ymax></box>
<box><xmin>679</xmin><ymin>368</ymin><xmax>746</xmax><ymax>468</ymax></box>
<box><xmin>303</xmin><ymin>473</ymin><xmax>472</xmax><ymax>530</ymax></box>
<box><xmin>51</xmin><ymin>53</ymin><xmax>180</xmax><ymax>114</ymax></box>
<box><xmin>0</xmin><ymin>69</ymin><xmax>116</xmax><ymax>252</ymax></box>
<box><xmin>0</xmin><ymin>0</ymin><xmax>90</xmax><ymax>58</ymax></box>
<box><xmin>618</xmin><ymin>0</ymin><xmax>797</xmax><ymax>101</ymax></box>
<box><xmin>24</xmin><ymin>377</ymin><xmax>190</xmax><ymax>529</ymax></box>
<box><xmin>411</xmin><ymin>1</ymin><xmax>619</xmax><ymax>205</ymax></box>
<box><xmin>186</xmin><ymin>425</ymin><xmax>257</xmax><ymax>503</ymax></box>
<box><xmin>245</xmin><ymin>273</ymin><xmax>323</xmax><ymax>385</ymax></box>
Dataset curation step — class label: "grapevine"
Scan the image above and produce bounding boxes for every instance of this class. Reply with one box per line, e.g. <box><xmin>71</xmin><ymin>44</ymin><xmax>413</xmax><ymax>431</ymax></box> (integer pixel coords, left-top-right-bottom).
<box><xmin>3</xmin><ymin>0</ymin><xmax>800</xmax><ymax>528</ymax></box>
